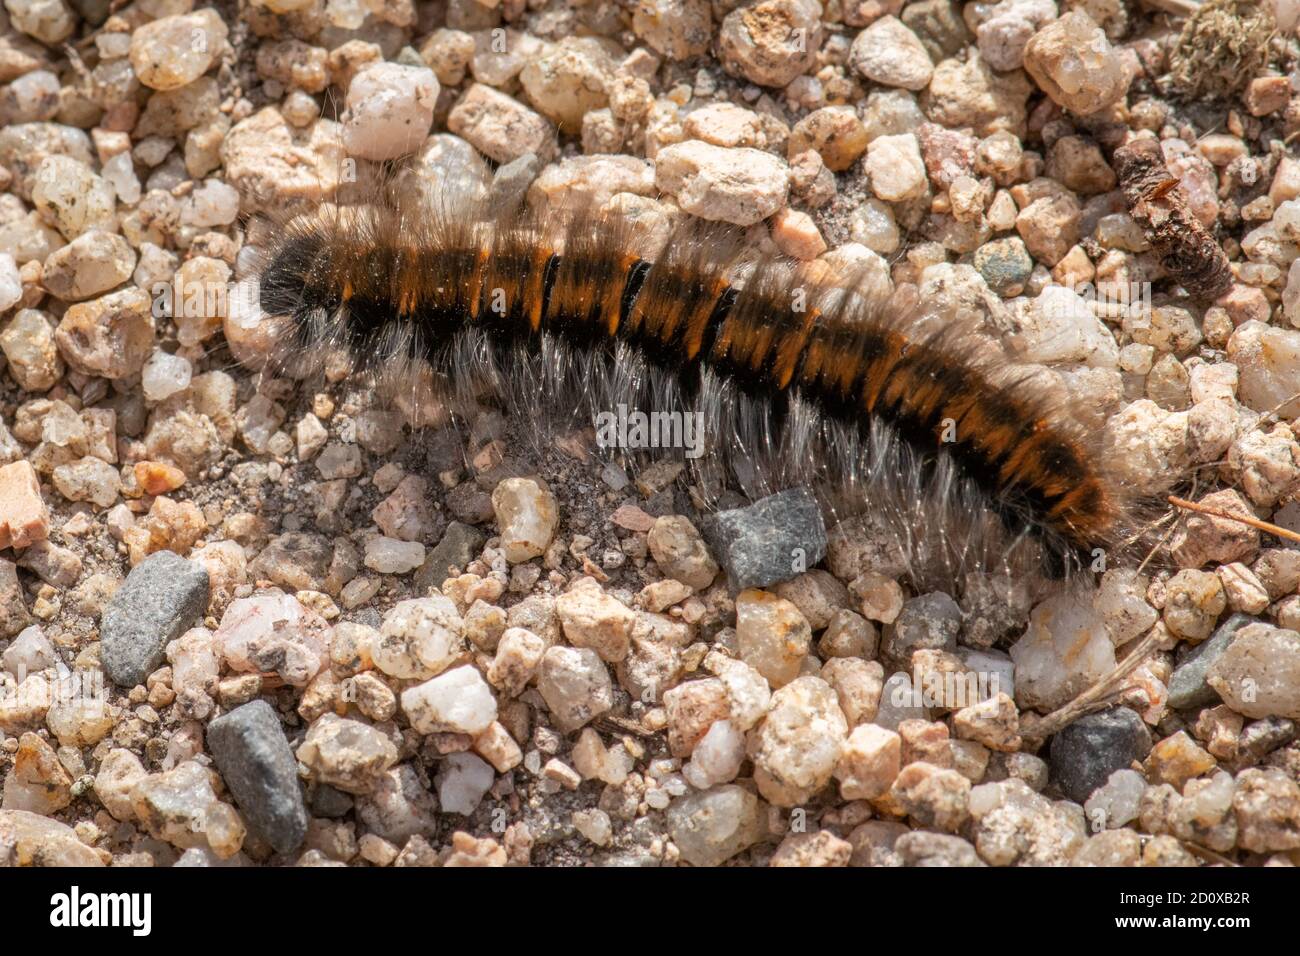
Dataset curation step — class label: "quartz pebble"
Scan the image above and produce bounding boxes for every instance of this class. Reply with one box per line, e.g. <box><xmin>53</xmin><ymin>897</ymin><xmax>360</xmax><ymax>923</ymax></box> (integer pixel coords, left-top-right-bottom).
<box><xmin>1207</xmin><ymin>623</ymin><xmax>1300</xmax><ymax>720</ymax></box>
<box><xmin>94</xmin><ymin>749</ymin><xmax>148</xmax><ymax>823</ymax></box>
<box><xmin>447</xmin><ymin>84</ymin><xmax>558</xmax><ymax>166</ymax></box>
<box><xmin>1009</xmin><ymin>592</ymin><xmax>1115</xmax><ymax>711</ymax></box>
<box><xmin>40</xmin><ymin>231</ymin><xmax>134</xmax><ymax>302</ymax></box>
<box><xmin>976</xmin><ymin>0</ymin><xmax>1056</xmax><ymax>71</ymax></box>
<box><xmin>141</xmin><ymin>350</ymin><xmax>193</xmax><ymax>402</ymax></box>
<box><xmin>353</xmin><ymin>764</ymin><xmax>438</xmax><ymax>844</ymax></box>
<box><xmin>54</xmin><ymin>288</ymin><xmax>155</xmax><ymax>380</ymax></box>
<box><xmin>132</xmin><ymin>761</ymin><xmax>246</xmax><ymax>858</ymax></box>
<box><xmin>734</xmin><ymin>588</ymin><xmax>811</xmax><ymax>688</ymax></box>
<box><xmin>52</xmin><ymin>458</ymin><xmax>121</xmax><ymax>509</ymax></box>
<box><xmin>1233</xmin><ymin>768</ymin><xmax>1300</xmax><ymax>853</ymax></box>
<box><xmin>654</xmin><ymin>141</ymin><xmax>789</xmax><ymax>227</ymax></box>
<box><xmin>214</xmin><ymin>590</ymin><xmax>330</xmax><ymax>688</ymax></box>
<box><xmin>647</xmin><ymin>515</ymin><xmax>718</xmax><ymax>590</ymax></box>
<box><xmin>850</xmin><ymin>16</ymin><xmax>934</xmax><ymax>91</ymax></box>
<box><xmin>1022</xmin><ymin>11</ymin><xmax>1129</xmax><ymax>115</ymax></box>
<box><xmin>770</xmin><ymin>830</ymin><xmax>852</xmax><ymax>867</ymax></box>
<box><xmin>491</xmin><ymin>477</ymin><xmax>558</xmax><ymax>563</ymax></box>
<box><xmin>401</xmin><ymin>664</ymin><xmax>498</xmax><ymax>736</ymax></box>
<box><xmin>436</xmin><ymin>752</ymin><xmax>494</xmax><ymax>814</ymax></box>
<box><xmin>749</xmin><ymin>676</ymin><xmax>848</xmax><ymax>806</ymax></box>
<box><xmin>129</xmin><ymin>11</ymin><xmax>229</xmax><ymax>91</ymax></box>
<box><xmin>1228</xmin><ymin>321</ymin><xmax>1300</xmax><ymax>420</ymax></box>
<box><xmin>364</xmin><ymin>536</ymin><xmax>425</xmax><ymax>575</ymax></box>
<box><xmin>967</xmin><ymin>777</ymin><xmax>1084</xmax><ymax>865</ymax></box>
<box><xmin>666</xmin><ymin>784</ymin><xmax>765</xmax><ymax>866</ymax></box>
<box><xmin>180</xmin><ymin>179</ymin><xmax>240</xmax><ymax>228</ymax></box>
<box><xmin>1</xmin><ymin>625</ymin><xmax>56</xmax><ymax>679</ymax></box>
<box><xmin>865</xmin><ymin>133</ymin><xmax>927</xmax><ymax>202</ymax></box>
<box><xmin>537</xmin><ymin>645</ymin><xmax>613</xmax><ymax>731</ymax></box>
<box><xmin>0</xmin><ymin>254</ymin><xmax>21</xmax><ymax>312</ymax></box>
<box><xmin>0</xmin><ymin>810</ymin><xmax>104</xmax><ymax>866</ymax></box>
<box><xmin>343</xmin><ymin>63</ymin><xmax>439</xmax><ymax>161</ymax></box>
<box><xmin>836</xmin><ymin>723</ymin><xmax>901</xmax><ymax>799</ymax></box>
<box><xmin>220</xmin><ymin>110</ymin><xmax>345</xmax><ymax>211</ymax></box>
<box><xmin>717</xmin><ymin>0</ymin><xmax>822</xmax><ymax>88</ymax></box>
<box><xmin>682</xmin><ymin>719</ymin><xmax>745</xmax><ymax>788</ymax></box>
<box><xmin>373</xmin><ymin>595</ymin><xmax>465</xmax><ymax>680</ymax></box>
<box><xmin>1162</xmin><ymin>569</ymin><xmax>1226</xmax><ymax>642</ymax></box>
<box><xmin>788</xmin><ymin>106</ymin><xmax>867</xmax><ymax>172</ymax></box>
<box><xmin>0</xmin><ymin>461</ymin><xmax>50</xmax><ymax>551</ymax></box>
<box><xmin>5</xmin><ymin>0</ymin><xmax>75</xmax><ymax>44</ymax></box>
<box><xmin>1083</xmin><ymin>768</ymin><xmax>1146</xmax><ymax>831</ymax></box>
<box><xmin>923</xmin><ymin>51</ymin><xmax>1032</xmax><ymax>137</ymax></box>
<box><xmin>556</xmin><ymin>578</ymin><xmax>634</xmax><ymax>663</ymax></box>
<box><xmin>32</xmin><ymin>155</ymin><xmax>116</xmax><ymax>239</ymax></box>
<box><xmin>632</xmin><ymin>0</ymin><xmax>712</xmax><ymax>59</ymax></box>
<box><xmin>296</xmin><ymin>713</ymin><xmax>399</xmax><ymax>795</ymax></box>
<box><xmin>3</xmin><ymin>732</ymin><xmax>72</xmax><ymax>814</ymax></box>
<box><xmin>519</xmin><ymin>37</ymin><xmax>618</xmax><ymax>133</ymax></box>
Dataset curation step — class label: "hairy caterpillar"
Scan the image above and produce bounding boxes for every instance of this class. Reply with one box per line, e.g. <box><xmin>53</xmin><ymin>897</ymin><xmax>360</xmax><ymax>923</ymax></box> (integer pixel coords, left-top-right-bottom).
<box><xmin>228</xmin><ymin>178</ymin><xmax>1141</xmax><ymax>593</ymax></box>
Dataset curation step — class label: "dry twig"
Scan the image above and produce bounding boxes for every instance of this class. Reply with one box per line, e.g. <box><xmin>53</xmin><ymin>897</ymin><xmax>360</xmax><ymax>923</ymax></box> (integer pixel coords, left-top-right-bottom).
<box><xmin>1167</xmin><ymin>495</ymin><xmax>1300</xmax><ymax>545</ymax></box>
<box><xmin>1023</xmin><ymin>627</ymin><xmax>1166</xmax><ymax>744</ymax></box>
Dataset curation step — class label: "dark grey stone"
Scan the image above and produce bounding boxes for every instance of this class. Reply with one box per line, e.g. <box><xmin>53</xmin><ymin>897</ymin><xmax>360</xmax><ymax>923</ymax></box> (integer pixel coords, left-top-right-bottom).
<box><xmin>1167</xmin><ymin>612</ymin><xmax>1253</xmax><ymax>710</ymax></box>
<box><xmin>207</xmin><ymin>700</ymin><xmax>308</xmax><ymax>855</ymax></box>
<box><xmin>416</xmin><ymin>521</ymin><xmax>488</xmax><ymax>591</ymax></box>
<box><xmin>1049</xmin><ymin>707</ymin><xmax>1153</xmax><ymax>804</ymax></box>
<box><xmin>885</xmin><ymin>592</ymin><xmax>963</xmax><ymax>663</ymax></box>
<box><xmin>100</xmin><ymin>551</ymin><xmax>209</xmax><ymax>687</ymax></box>
<box><xmin>705</xmin><ymin>488</ymin><xmax>827</xmax><ymax>591</ymax></box>
<box><xmin>309</xmin><ymin>783</ymin><xmax>354</xmax><ymax>819</ymax></box>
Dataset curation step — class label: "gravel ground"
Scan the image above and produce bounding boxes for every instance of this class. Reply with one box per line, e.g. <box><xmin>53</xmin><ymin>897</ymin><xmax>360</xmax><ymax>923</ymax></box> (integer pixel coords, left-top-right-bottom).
<box><xmin>2</xmin><ymin>0</ymin><xmax>1300</xmax><ymax>867</ymax></box>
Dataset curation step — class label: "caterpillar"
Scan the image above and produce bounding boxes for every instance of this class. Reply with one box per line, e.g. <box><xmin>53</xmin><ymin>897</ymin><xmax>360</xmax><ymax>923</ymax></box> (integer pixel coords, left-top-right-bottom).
<box><xmin>228</xmin><ymin>179</ymin><xmax>1141</xmax><ymax>594</ymax></box>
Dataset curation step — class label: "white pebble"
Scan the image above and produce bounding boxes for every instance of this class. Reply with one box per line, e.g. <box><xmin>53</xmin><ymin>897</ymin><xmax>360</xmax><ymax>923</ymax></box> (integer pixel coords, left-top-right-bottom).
<box><xmin>141</xmin><ymin>349</ymin><xmax>193</xmax><ymax>402</ymax></box>
<box><xmin>343</xmin><ymin>63</ymin><xmax>439</xmax><ymax>162</ymax></box>
<box><xmin>401</xmin><ymin>664</ymin><xmax>498</xmax><ymax>736</ymax></box>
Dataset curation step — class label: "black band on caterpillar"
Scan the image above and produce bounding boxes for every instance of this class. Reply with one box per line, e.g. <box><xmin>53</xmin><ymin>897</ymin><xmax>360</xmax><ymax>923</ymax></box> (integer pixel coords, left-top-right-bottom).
<box><xmin>237</xmin><ymin>193</ymin><xmax>1137</xmax><ymax>590</ymax></box>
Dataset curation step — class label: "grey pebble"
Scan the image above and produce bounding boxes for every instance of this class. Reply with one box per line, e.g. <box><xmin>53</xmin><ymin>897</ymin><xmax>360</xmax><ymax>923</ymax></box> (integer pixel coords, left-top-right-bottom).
<box><xmin>309</xmin><ymin>783</ymin><xmax>355</xmax><ymax>819</ymax></box>
<box><xmin>489</xmin><ymin>152</ymin><xmax>541</xmax><ymax>212</ymax></box>
<box><xmin>884</xmin><ymin>591</ymin><xmax>962</xmax><ymax>663</ymax></box>
<box><xmin>1167</xmin><ymin>612</ymin><xmax>1253</xmax><ymax>710</ymax></box>
<box><xmin>1049</xmin><ymin>706</ymin><xmax>1152</xmax><ymax>804</ymax></box>
<box><xmin>416</xmin><ymin>521</ymin><xmax>487</xmax><ymax>591</ymax></box>
<box><xmin>99</xmin><ymin>551</ymin><xmax>209</xmax><ymax>688</ymax></box>
<box><xmin>207</xmin><ymin>699</ymin><xmax>309</xmax><ymax>855</ymax></box>
<box><xmin>705</xmin><ymin>488</ymin><xmax>827</xmax><ymax>591</ymax></box>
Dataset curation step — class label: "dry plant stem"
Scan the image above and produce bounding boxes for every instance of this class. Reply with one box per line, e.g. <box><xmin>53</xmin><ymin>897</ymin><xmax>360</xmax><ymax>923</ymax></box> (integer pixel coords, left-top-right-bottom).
<box><xmin>1025</xmin><ymin>627</ymin><xmax>1166</xmax><ymax>743</ymax></box>
<box><xmin>1167</xmin><ymin>494</ymin><xmax>1300</xmax><ymax>545</ymax></box>
<box><xmin>1182</xmin><ymin>842</ymin><xmax>1240</xmax><ymax>867</ymax></box>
